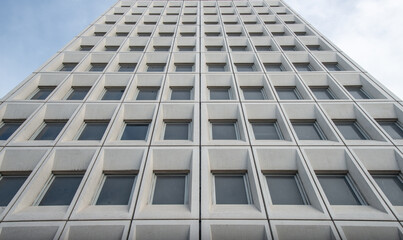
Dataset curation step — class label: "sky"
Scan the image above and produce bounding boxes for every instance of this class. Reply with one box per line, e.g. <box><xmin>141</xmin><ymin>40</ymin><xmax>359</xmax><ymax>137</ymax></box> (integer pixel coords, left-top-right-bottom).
<box><xmin>0</xmin><ymin>0</ymin><xmax>402</xmax><ymax>99</ymax></box>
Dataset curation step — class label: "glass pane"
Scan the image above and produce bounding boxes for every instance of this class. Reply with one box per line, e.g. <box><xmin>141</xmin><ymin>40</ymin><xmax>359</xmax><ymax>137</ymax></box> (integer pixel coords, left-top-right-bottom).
<box><xmin>212</xmin><ymin>123</ymin><xmax>237</xmax><ymax>140</ymax></box>
<box><xmin>60</xmin><ymin>63</ymin><xmax>77</xmax><ymax>71</ymax></box>
<box><xmin>67</xmin><ymin>87</ymin><xmax>90</xmax><ymax>100</ymax></box>
<box><xmin>105</xmin><ymin>46</ymin><xmax>119</xmax><ymax>51</ymax></box>
<box><xmin>0</xmin><ymin>176</ymin><xmax>27</xmax><ymax>206</ymax></box>
<box><xmin>147</xmin><ymin>65</ymin><xmax>165</xmax><ymax>72</ymax></box>
<box><xmin>281</xmin><ymin>45</ymin><xmax>296</xmax><ymax>51</ymax></box>
<box><xmin>136</xmin><ymin>88</ymin><xmax>159</xmax><ymax>100</ymax></box>
<box><xmin>80</xmin><ymin>45</ymin><xmax>93</xmax><ymax>51</ymax></box>
<box><xmin>152</xmin><ymin>175</ymin><xmax>186</xmax><ymax>204</ymax></box>
<box><xmin>89</xmin><ymin>63</ymin><xmax>107</xmax><ymax>72</ymax></box>
<box><xmin>96</xmin><ymin>175</ymin><xmax>136</xmax><ymax>205</ymax></box>
<box><xmin>210</xmin><ymin>88</ymin><xmax>230</xmax><ymax>100</ymax></box>
<box><xmin>335</xmin><ymin>121</ymin><xmax>369</xmax><ymax>140</ymax></box>
<box><xmin>276</xmin><ymin>88</ymin><xmax>300</xmax><ymax>100</ymax></box>
<box><xmin>0</xmin><ymin>122</ymin><xmax>23</xmax><ymax>140</ymax></box>
<box><xmin>154</xmin><ymin>46</ymin><xmax>170</xmax><ymax>51</ymax></box>
<box><xmin>208</xmin><ymin>64</ymin><xmax>226</xmax><ymax>72</ymax></box>
<box><xmin>175</xmin><ymin>64</ymin><xmax>194</xmax><ymax>72</ymax></box>
<box><xmin>39</xmin><ymin>175</ymin><xmax>83</xmax><ymax>206</ymax></box>
<box><xmin>373</xmin><ymin>175</ymin><xmax>403</xmax><ymax>206</ymax></box>
<box><xmin>231</xmin><ymin>46</ymin><xmax>247</xmax><ymax>51</ymax></box>
<box><xmin>164</xmin><ymin>123</ymin><xmax>189</xmax><ymax>140</ymax></box>
<box><xmin>266</xmin><ymin>175</ymin><xmax>306</xmax><ymax>205</ymax></box>
<box><xmin>256</xmin><ymin>46</ymin><xmax>272</xmax><ymax>51</ymax></box>
<box><xmin>242</xmin><ymin>88</ymin><xmax>265</xmax><ymax>100</ymax></box>
<box><xmin>345</xmin><ymin>86</ymin><xmax>370</xmax><ymax>99</ymax></box>
<box><xmin>317</xmin><ymin>175</ymin><xmax>363</xmax><ymax>205</ymax></box>
<box><xmin>252</xmin><ymin>123</ymin><xmax>281</xmax><ymax>140</ymax></box>
<box><xmin>378</xmin><ymin>121</ymin><xmax>403</xmax><ymax>139</ymax></box>
<box><xmin>292</xmin><ymin>122</ymin><xmax>325</xmax><ymax>140</ymax></box>
<box><xmin>178</xmin><ymin>46</ymin><xmax>195</xmax><ymax>51</ymax></box>
<box><xmin>34</xmin><ymin>122</ymin><xmax>66</xmax><ymax>140</ymax></box>
<box><xmin>118</xmin><ymin>63</ymin><xmax>136</xmax><ymax>72</ymax></box>
<box><xmin>294</xmin><ymin>63</ymin><xmax>312</xmax><ymax>72</ymax></box>
<box><xmin>171</xmin><ymin>89</ymin><xmax>192</xmax><ymax>100</ymax></box>
<box><xmin>324</xmin><ymin>63</ymin><xmax>342</xmax><ymax>71</ymax></box>
<box><xmin>307</xmin><ymin>45</ymin><xmax>321</xmax><ymax>51</ymax></box>
<box><xmin>265</xmin><ymin>63</ymin><xmax>284</xmax><ymax>72</ymax></box>
<box><xmin>121</xmin><ymin>123</ymin><xmax>149</xmax><ymax>140</ymax></box>
<box><xmin>215</xmin><ymin>175</ymin><xmax>249</xmax><ymax>204</ymax></box>
<box><xmin>78</xmin><ymin>122</ymin><xmax>109</xmax><ymax>140</ymax></box>
<box><xmin>311</xmin><ymin>88</ymin><xmax>335</xmax><ymax>100</ymax></box>
<box><xmin>102</xmin><ymin>88</ymin><xmax>125</xmax><ymax>100</ymax></box>
<box><xmin>31</xmin><ymin>87</ymin><xmax>55</xmax><ymax>100</ymax></box>
<box><xmin>130</xmin><ymin>46</ymin><xmax>145</xmax><ymax>51</ymax></box>
<box><xmin>235</xmin><ymin>63</ymin><xmax>255</xmax><ymax>72</ymax></box>
<box><xmin>206</xmin><ymin>46</ymin><xmax>223</xmax><ymax>51</ymax></box>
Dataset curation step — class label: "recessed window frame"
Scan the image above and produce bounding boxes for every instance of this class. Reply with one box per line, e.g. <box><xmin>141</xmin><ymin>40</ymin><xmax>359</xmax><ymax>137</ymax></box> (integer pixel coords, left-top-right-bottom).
<box><xmin>93</xmin><ymin>171</ymin><xmax>137</xmax><ymax>205</ymax></box>
<box><xmin>175</xmin><ymin>63</ymin><xmax>195</xmax><ymax>72</ymax></box>
<box><xmin>150</xmin><ymin>172</ymin><xmax>189</xmax><ymax>205</ymax></box>
<box><xmin>207</xmin><ymin>63</ymin><xmax>227</xmax><ymax>72</ymax></box>
<box><xmin>310</xmin><ymin>86</ymin><xmax>336</xmax><ymax>100</ymax></box>
<box><xmin>119</xmin><ymin>120</ymin><xmax>151</xmax><ymax>141</ymax></box>
<box><xmin>264</xmin><ymin>63</ymin><xmax>285</xmax><ymax>72</ymax></box>
<box><xmin>170</xmin><ymin>87</ymin><xmax>193</xmax><ymax>100</ymax></box>
<box><xmin>212</xmin><ymin>172</ymin><xmax>253</xmax><ymax>205</ymax></box>
<box><xmin>100</xmin><ymin>87</ymin><xmax>126</xmax><ymax>101</ymax></box>
<box><xmin>163</xmin><ymin>120</ymin><xmax>192</xmax><ymax>140</ymax></box>
<box><xmin>345</xmin><ymin>85</ymin><xmax>372</xmax><ymax>99</ymax></box>
<box><xmin>241</xmin><ymin>86</ymin><xmax>266</xmax><ymax>100</ymax></box>
<box><xmin>370</xmin><ymin>171</ymin><xmax>403</xmax><ymax>206</ymax></box>
<box><xmin>29</xmin><ymin>86</ymin><xmax>56</xmax><ymax>100</ymax></box>
<box><xmin>376</xmin><ymin>119</ymin><xmax>403</xmax><ymax>140</ymax></box>
<box><xmin>30</xmin><ymin>120</ymin><xmax>68</xmax><ymax>141</ymax></box>
<box><xmin>65</xmin><ymin>86</ymin><xmax>91</xmax><ymax>100</ymax></box>
<box><xmin>147</xmin><ymin>63</ymin><xmax>166</xmax><ymax>72</ymax></box>
<box><xmin>136</xmin><ymin>87</ymin><xmax>160</xmax><ymax>100</ymax></box>
<box><xmin>234</xmin><ymin>63</ymin><xmax>256</xmax><ymax>72</ymax></box>
<box><xmin>88</xmin><ymin>63</ymin><xmax>108</xmax><ymax>72</ymax></box>
<box><xmin>0</xmin><ymin>171</ymin><xmax>30</xmax><ymax>207</ymax></box>
<box><xmin>59</xmin><ymin>62</ymin><xmax>78</xmax><ymax>71</ymax></box>
<box><xmin>210</xmin><ymin>120</ymin><xmax>239</xmax><ymax>140</ymax></box>
<box><xmin>293</xmin><ymin>62</ymin><xmax>314</xmax><ymax>72</ymax></box>
<box><xmin>323</xmin><ymin>62</ymin><xmax>343</xmax><ymax>71</ymax></box>
<box><xmin>250</xmin><ymin>120</ymin><xmax>283</xmax><ymax>140</ymax></box>
<box><xmin>291</xmin><ymin>120</ymin><xmax>328</xmax><ymax>140</ymax></box>
<box><xmin>333</xmin><ymin>119</ymin><xmax>371</xmax><ymax>140</ymax></box>
<box><xmin>75</xmin><ymin>120</ymin><xmax>110</xmax><ymax>141</ymax></box>
<box><xmin>275</xmin><ymin>86</ymin><xmax>302</xmax><ymax>100</ymax></box>
<box><xmin>118</xmin><ymin>63</ymin><xmax>137</xmax><ymax>72</ymax></box>
<box><xmin>208</xmin><ymin>87</ymin><xmax>231</xmax><ymax>100</ymax></box>
<box><xmin>0</xmin><ymin>119</ymin><xmax>25</xmax><ymax>140</ymax></box>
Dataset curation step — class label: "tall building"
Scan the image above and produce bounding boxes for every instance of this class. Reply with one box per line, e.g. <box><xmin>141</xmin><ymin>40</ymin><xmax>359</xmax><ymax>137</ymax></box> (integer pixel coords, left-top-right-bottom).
<box><xmin>0</xmin><ymin>0</ymin><xmax>402</xmax><ymax>239</ymax></box>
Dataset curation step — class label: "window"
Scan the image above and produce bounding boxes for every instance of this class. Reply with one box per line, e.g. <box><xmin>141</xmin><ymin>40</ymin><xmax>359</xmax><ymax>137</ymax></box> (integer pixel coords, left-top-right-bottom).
<box><xmin>376</xmin><ymin>120</ymin><xmax>403</xmax><ymax>139</ymax></box>
<box><xmin>116</xmin><ymin>32</ymin><xmax>129</xmax><ymax>37</ymax></box>
<box><xmin>345</xmin><ymin>86</ymin><xmax>371</xmax><ymax>99</ymax></box>
<box><xmin>295</xmin><ymin>31</ymin><xmax>306</xmax><ymax>36</ymax></box>
<box><xmin>372</xmin><ymin>173</ymin><xmax>403</xmax><ymax>206</ymax></box>
<box><xmin>164</xmin><ymin>122</ymin><xmax>190</xmax><ymax>140</ymax></box>
<box><xmin>281</xmin><ymin>45</ymin><xmax>296</xmax><ymax>51</ymax></box>
<box><xmin>275</xmin><ymin>87</ymin><xmax>302</xmax><ymax>100</ymax></box>
<box><xmin>256</xmin><ymin>46</ymin><xmax>272</xmax><ymax>51</ymax></box>
<box><xmin>266</xmin><ymin>173</ymin><xmax>309</xmax><ymax>205</ymax></box>
<box><xmin>249</xmin><ymin>32</ymin><xmax>263</xmax><ymax>36</ymax></box>
<box><xmin>310</xmin><ymin>87</ymin><xmax>336</xmax><ymax>100</ymax></box>
<box><xmin>334</xmin><ymin>120</ymin><xmax>371</xmax><ymax>140</ymax></box>
<box><xmin>209</xmin><ymin>87</ymin><xmax>230</xmax><ymax>100</ymax></box>
<box><xmin>317</xmin><ymin>173</ymin><xmax>366</xmax><ymax>205</ymax></box>
<box><xmin>66</xmin><ymin>87</ymin><xmax>91</xmax><ymax>100</ymax></box>
<box><xmin>129</xmin><ymin>46</ymin><xmax>145</xmax><ymax>52</ymax></box>
<box><xmin>95</xmin><ymin>174</ymin><xmax>136</xmax><ymax>205</ymax></box>
<box><xmin>0</xmin><ymin>120</ymin><xmax>25</xmax><ymax>140</ymax></box>
<box><xmin>171</xmin><ymin>88</ymin><xmax>192</xmax><ymax>100</ymax></box>
<box><xmin>152</xmin><ymin>174</ymin><xmax>187</xmax><ymax>204</ymax></box>
<box><xmin>101</xmin><ymin>87</ymin><xmax>125</xmax><ymax>100</ymax></box>
<box><xmin>227</xmin><ymin>32</ymin><xmax>242</xmax><ymax>37</ymax></box>
<box><xmin>147</xmin><ymin>63</ymin><xmax>165</xmax><ymax>72</ymax></box>
<box><xmin>293</xmin><ymin>63</ymin><xmax>314</xmax><ymax>71</ymax></box>
<box><xmin>121</xmin><ymin>122</ymin><xmax>149</xmax><ymax>140</ymax></box>
<box><xmin>207</xmin><ymin>63</ymin><xmax>226</xmax><ymax>72</ymax></box>
<box><xmin>37</xmin><ymin>174</ymin><xmax>83</xmax><ymax>206</ymax></box>
<box><xmin>235</xmin><ymin>63</ymin><xmax>255</xmax><ymax>72</ymax></box>
<box><xmin>272</xmin><ymin>32</ymin><xmax>285</xmax><ymax>36</ymax></box>
<box><xmin>292</xmin><ymin>121</ymin><xmax>327</xmax><ymax>140</ymax></box>
<box><xmin>32</xmin><ymin>121</ymin><xmax>67</xmax><ymax>140</ymax></box>
<box><xmin>206</xmin><ymin>46</ymin><xmax>223</xmax><ymax>51</ymax></box>
<box><xmin>323</xmin><ymin>62</ymin><xmax>343</xmax><ymax>71</ymax></box>
<box><xmin>214</xmin><ymin>174</ymin><xmax>251</xmax><ymax>204</ymax></box>
<box><xmin>306</xmin><ymin>45</ymin><xmax>321</xmax><ymax>51</ymax></box>
<box><xmin>230</xmin><ymin>46</ymin><xmax>247</xmax><ymax>51</ymax></box>
<box><xmin>251</xmin><ymin>121</ymin><xmax>283</xmax><ymax>140</ymax></box>
<box><xmin>118</xmin><ymin>63</ymin><xmax>136</xmax><ymax>72</ymax></box>
<box><xmin>77</xmin><ymin>121</ymin><xmax>109</xmax><ymax>140</ymax></box>
<box><xmin>79</xmin><ymin>45</ymin><xmax>93</xmax><ymax>51</ymax></box>
<box><xmin>180</xmin><ymin>32</ymin><xmax>196</xmax><ymax>37</ymax></box>
<box><xmin>105</xmin><ymin>46</ymin><xmax>119</xmax><ymax>51</ymax></box>
<box><xmin>264</xmin><ymin>63</ymin><xmax>285</xmax><ymax>72</ymax></box>
<box><xmin>154</xmin><ymin>46</ymin><xmax>170</xmax><ymax>52</ymax></box>
<box><xmin>125</xmin><ymin>21</ymin><xmax>136</xmax><ymax>25</ymax></box>
<box><xmin>175</xmin><ymin>63</ymin><xmax>194</xmax><ymax>72</ymax></box>
<box><xmin>159</xmin><ymin>32</ymin><xmax>174</xmax><ymax>37</ymax></box>
<box><xmin>138</xmin><ymin>32</ymin><xmax>152</xmax><ymax>37</ymax></box>
<box><xmin>242</xmin><ymin>87</ymin><xmax>265</xmax><ymax>100</ymax></box>
<box><xmin>30</xmin><ymin>86</ymin><xmax>56</xmax><ymax>100</ymax></box>
<box><xmin>136</xmin><ymin>87</ymin><xmax>159</xmax><ymax>100</ymax></box>
<box><xmin>0</xmin><ymin>174</ymin><xmax>28</xmax><ymax>206</ymax></box>
<box><xmin>211</xmin><ymin>121</ymin><xmax>238</xmax><ymax>140</ymax></box>
<box><xmin>178</xmin><ymin>46</ymin><xmax>195</xmax><ymax>51</ymax></box>
<box><xmin>94</xmin><ymin>32</ymin><xmax>106</xmax><ymax>36</ymax></box>
<box><xmin>89</xmin><ymin>63</ymin><xmax>107</xmax><ymax>72</ymax></box>
<box><xmin>205</xmin><ymin>32</ymin><xmax>221</xmax><ymax>37</ymax></box>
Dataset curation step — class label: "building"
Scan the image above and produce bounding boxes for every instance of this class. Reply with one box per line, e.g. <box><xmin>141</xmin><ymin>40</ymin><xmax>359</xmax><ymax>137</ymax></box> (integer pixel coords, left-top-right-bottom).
<box><xmin>0</xmin><ymin>0</ymin><xmax>402</xmax><ymax>239</ymax></box>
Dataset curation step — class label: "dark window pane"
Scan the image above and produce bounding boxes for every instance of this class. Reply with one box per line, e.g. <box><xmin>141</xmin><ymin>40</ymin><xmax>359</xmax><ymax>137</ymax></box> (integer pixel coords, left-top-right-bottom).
<box><xmin>130</xmin><ymin>46</ymin><xmax>145</xmax><ymax>51</ymax></box>
<box><xmin>0</xmin><ymin>176</ymin><xmax>27</xmax><ymax>206</ymax></box>
<box><xmin>39</xmin><ymin>175</ymin><xmax>83</xmax><ymax>206</ymax></box>
<box><xmin>294</xmin><ymin>63</ymin><xmax>313</xmax><ymax>71</ymax></box>
<box><xmin>116</xmin><ymin>32</ymin><xmax>129</xmax><ymax>37</ymax></box>
<box><xmin>178</xmin><ymin>46</ymin><xmax>195</xmax><ymax>51</ymax></box>
<box><xmin>94</xmin><ymin>32</ymin><xmax>106</xmax><ymax>36</ymax></box>
<box><xmin>373</xmin><ymin>175</ymin><xmax>403</xmax><ymax>206</ymax></box>
<box><xmin>171</xmin><ymin>88</ymin><xmax>192</xmax><ymax>100</ymax></box>
<box><xmin>60</xmin><ymin>63</ymin><xmax>78</xmax><ymax>71</ymax></box>
<box><xmin>154</xmin><ymin>46</ymin><xmax>170</xmax><ymax>51</ymax></box>
<box><xmin>210</xmin><ymin>88</ymin><xmax>230</xmax><ymax>100</ymax></box>
<box><xmin>266</xmin><ymin>175</ymin><xmax>307</xmax><ymax>205</ymax></box>
<box><xmin>105</xmin><ymin>46</ymin><xmax>119</xmax><ymax>51</ymax></box>
<box><xmin>281</xmin><ymin>45</ymin><xmax>296</xmax><ymax>51</ymax></box>
<box><xmin>118</xmin><ymin>63</ymin><xmax>136</xmax><ymax>72</ymax></box>
<box><xmin>377</xmin><ymin>121</ymin><xmax>403</xmax><ymax>139</ymax></box>
<box><xmin>215</xmin><ymin>175</ymin><xmax>249</xmax><ymax>204</ymax></box>
<box><xmin>242</xmin><ymin>88</ymin><xmax>265</xmax><ymax>100</ymax></box>
<box><xmin>212</xmin><ymin>122</ymin><xmax>237</xmax><ymax>140</ymax></box>
<box><xmin>276</xmin><ymin>87</ymin><xmax>301</xmax><ymax>100</ymax></box>
<box><xmin>0</xmin><ymin>121</ymin><xmax>24</xmax><ymax>140</ymax></box>
<box><xmin>175</xmin><ymin>64</ymin><xmax>194</xmax><ymax>72</ymax></box>
<box><xmin>89</xmin><ymin>63</ymin><xmax>107</xmax><ymax>72</ymax></box>
<box><xmin>324</xmin><ymin>63</ymin><xmax>342</xmax><ymax>71</ymax></box>
<box><xmin>96</xmin><ymin>175</ymin><xmax>136</xmax><ymax>205</ymax></box>
<box><xmin>152</xmin><ymin>175</ymin><xmax>186</xmax><ymax>204</ymax></box>
<box><xmin>67</xmin><ymin>87</ymin><xmax>91</xmax><ymax>100</ymax></box>
<box><xmin>317</xmin><ymin>174</ymin><xmax>364</xmax><ymax>205</ymax></box>
<box><xmin>306</xmin><ymin>45</ymin><xmax>321</xmax><ymax>51</ymax></box>
<box><xmin>252</xmin><ymin>122</ymin><xmax>281</xmax><ymax>140</ymax></box>
<box><xmin>345</xmin><ymin>86</ymin><xmax>371</xmax><ymax>99</ymax></box>
<box><xmin>265</xmin><ymin>63</ymin><xmax>284</xmax><ymax>72</ymax></box>
<box><xmin>121</xmin><ymin>123</ymin><xmax>149</xmax><ymax>140</ymax></box>
<box><xmin>31</xmin><ymin>87</ymin><xmax>55</xmax><ymax>100</ymax></box>
<box><xmin>164</xmin><ymin>123</ymin><xmax>189</xmax><ymax>140</ymax></box>
<box><xmin>80</xmin><ymin>45</ymin><xmax>93</xmax><ymax>51</ymax></box>
<box><xmin>102</xmin><ymin>88</ymin><xmax>125</xmax><ymax>100</ymax></box>
<box><xmin>235</xmin><ymin>63</ymin><xmax>255</xmax><ymax>72</ymax></box>
<box><xmin>78</xmin><ymin>122</ymin><xmax>109</xmax><ymax>140</ymax></box>
<box><xmin>311</xmin><ymin>87</ymin><xmax>335</xmax><ymax>100</ymax></box>
<box><xmin>136</xmin><ymin>88</ymin><xmax>159</xmax><ymax>100</ymax></box>
<box><xmin>230</xmin><ymin>46</ymin><xmax>247</xmax><ymax>51</ymax></box>
<box><xmin>206</xmin><ymin>46</ymin><xmax>223</xmax><ymax>51</ymax></box>
<box><xmin>256</xmin><ymin>46</ymin><xmax>272</xmax><ymax>51</ymax></box>
<box><xmin>147</xmin><ymin>64</ymin><xmax>165</xmax><ymax>72</ymax></box>
<box><xmin>292</xmin><ymin>122</ymin><xmax>326</xmax><ymax>140</ymax></box>
<box><xmin>208</xmin><ymin>64</ymin><xmax>226</xmax><ymax>72</ymax></box>
<box><xmin>34</xmin><ymin>121</ymin><xmax>66</xmax><ymax>140</ymax></box>
<box><xmin>334</xmin><ymin>121</ymin><xmax>370</xmax><ymax>140</ymax></box>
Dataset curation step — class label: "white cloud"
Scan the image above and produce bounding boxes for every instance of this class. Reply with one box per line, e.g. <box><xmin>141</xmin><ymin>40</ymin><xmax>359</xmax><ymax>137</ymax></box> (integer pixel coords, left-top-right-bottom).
<box><xmin>285</xmin><ymin>0</ymin><xmax>403</xmax><ymax>99</ymax></box>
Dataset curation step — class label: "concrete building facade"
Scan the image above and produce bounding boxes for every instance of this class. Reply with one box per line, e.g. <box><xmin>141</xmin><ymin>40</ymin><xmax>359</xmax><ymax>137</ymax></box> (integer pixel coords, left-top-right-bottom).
<box><xmin>0</xmin><ymin>0</ymin><xmax>402</xmax><ymax>239</ymax></box>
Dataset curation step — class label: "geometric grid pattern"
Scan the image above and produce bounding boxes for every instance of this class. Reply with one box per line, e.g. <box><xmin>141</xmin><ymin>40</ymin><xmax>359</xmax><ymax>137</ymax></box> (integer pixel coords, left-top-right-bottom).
<box><xmin>0</xmin><ymin>0</ymin><xmax>402</xmax><ymax>239</ymax></box>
